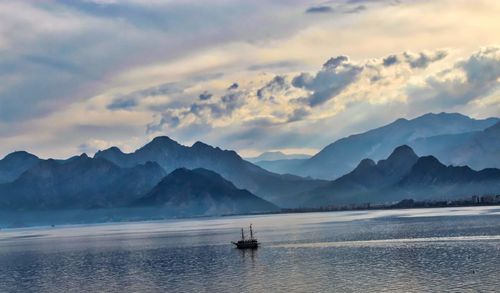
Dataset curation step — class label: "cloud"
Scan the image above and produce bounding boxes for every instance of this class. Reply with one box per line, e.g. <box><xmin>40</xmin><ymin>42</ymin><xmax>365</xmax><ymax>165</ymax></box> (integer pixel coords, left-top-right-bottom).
<box><xmin>305</xmin><ymin>6</ymin><xmax>334</xmax><ymax>14</ymax></box>
<box><xmin>147</xmin><ymin>111</ymin><xmax>181</xmax><ymax>133</ymax></box>
<box><xmin>1</xmin><ymin>0</ymin><xmax>499</xmax><ymax>158</ymax></box>
<box><xmin>247</xmin><ymin>61</ymin><xmax>299</xmax><ymax>71</ymax></box>
<box><xmin>106</xmin><ymin>81</ymin><xmax>188</xmax><ymax>111</ymax></box>
<box><xmin>147</xmin><ymin>87</ymin><xmax>247</xmax><ymax>133</ymax></box>
<box><xmin>291</xmin><ymin>55</ymin><xmax>363</xmax><ymax>106</ymax></box>
<box><xmin>403</xmin><ymin>50</ymin><xmax>448</xmax><ymax>68</ymax></box>
<box><xmin>306</xmin><ymin>2</ymin><xmax>370</xmax><ymax>15</ymax></box>
<box><xmin>256</xmin><ymin>75</ymin><xmax>289</xmax><ymax>101</ymax></box>
<box><xmin>107</xmin><ymin>97</ymin><xmax>138</xmax><ymax>110</ymax></box>
<box><xmin>198</xmin><ymin>91</ymin><xmax>213</xmax><ymax>101</ymax></box>
<box><xmin>347</xmin><ymin>5</ymin><xmax>367</xmax><ymax>13</ymax></box>
<box><xmin>287</xmin><ymin>108</ymin><xmax>310</xmax><ymax>122</ymax></box>
<box><xmin>145</xmin><ymin>48</ymin><xmax>463</xmax><ymax>137</ymax></box>
<box><xmin>382</xmin><ymin>54</ymin><xmax>399</xmax><ymax>67</ymax></box>
<box><xmin>227</xmin><ymin>82</ymin><xmax>239</xmax><ymax>90</ymax></box>
<box><xmin>0</xmin><ymin>0</ymin><xmax>316</xmax><ymax>124</ymax></box>
<box><xmin>406</xmin><ymin>46</ymin><xmax>500</xmax><ymax>111</ymax></box>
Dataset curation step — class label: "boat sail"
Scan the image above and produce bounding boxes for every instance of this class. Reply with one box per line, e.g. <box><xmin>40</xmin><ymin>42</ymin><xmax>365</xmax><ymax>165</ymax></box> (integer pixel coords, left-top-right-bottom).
<box><xmin>232</xmin><ymin>224</ymin><xmax>259</xmax><ymax>249</ymax></box>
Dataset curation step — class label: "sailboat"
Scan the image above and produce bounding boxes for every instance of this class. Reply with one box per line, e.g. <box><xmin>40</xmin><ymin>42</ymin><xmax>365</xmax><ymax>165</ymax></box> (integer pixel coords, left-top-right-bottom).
<box><xmin>232</xmin><ymin>224</ymin><xmax>259</xmax><ymax>249</ymax></box>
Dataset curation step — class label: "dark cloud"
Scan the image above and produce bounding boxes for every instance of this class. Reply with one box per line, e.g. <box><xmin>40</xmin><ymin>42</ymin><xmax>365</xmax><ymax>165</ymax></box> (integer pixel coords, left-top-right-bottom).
<box><xmin>106</xmin><ymin>82</ymin><xmax>187</xmax><ymax>111</ymax></box>
<box><xmin>147</xmin><ymin>111</ymin><xmax>181</xmax><ymax>133</ymax></box>
<box><xmin>220</xmin><ymin>92</ymin><xmax>244</xmax><ymax>114</ymax></box>
<box><xmin>287</xmin><ymin>108</ymin><xmax>310</xmax><ymax>122</ymax></box>
<box><xmin>148</xmin><ymin>87</ymin><xmax>246</xmax><ymax>133</ymax></box>
<box><xmin>133</xmin><ymin>82</ymin><xmax>186</xmax><ymax>97</ymax></box>
<box><xmin>403</xmin><ymin>50</ymin><xmax>448</xmax><ymax>68</ymax></box>
<box><xmin>198</xmin><ymin>91</ymin><xmax>213</xmax><ymax>101</ymax></box>
<box><xmin>305</xmin><ymin>6</ymin><xmax>334</xmax><ymax>14</ymax></box>
<box><xmin>383</xmin><ymin>55</ymin><xmax>399</xmax><ymax>67</ymax></box>
<box><xmin>107</xmin><ymin>97</ymin><xmax>138</xmax><ymax>111</ymax></box>
<box><xmin>323</xmin><ymin>56</ymin><xmax>349</xmax><ymax>68</ymax></box>
<box><xmin>291</xmin><ymin>55</ymin><xmax>363</xmax><ymax>106</ymax></box>
<box><xmin>347</xmin><ymin>0</ymin><xmax>403</xmax><ymax>4</ymax></box>
<box><xmin>291</xmin><ymin>73</ymin><xmax>314</xmax><ymax>89</ymax></box>
<box><xmin>256</xmin><ymin>75</ymin><xmax>289</xmax><ymax>101</ymax></box>
<box><xmin>227</xmin><ymin>83</ymin><xmax>239</xmax><ymax>90</ymax></box>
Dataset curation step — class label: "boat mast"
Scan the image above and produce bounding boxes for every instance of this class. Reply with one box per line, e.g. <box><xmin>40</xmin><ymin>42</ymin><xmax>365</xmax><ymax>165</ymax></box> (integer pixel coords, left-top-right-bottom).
<box><xmin>250</xmin><ymin>224</ymin><xmax>253</xmax><ymax>240</ymax></box>
<box><xmin>241</xmin><ymin>228</ymin><xmax>245</xmax><ymax>240</ymax></box>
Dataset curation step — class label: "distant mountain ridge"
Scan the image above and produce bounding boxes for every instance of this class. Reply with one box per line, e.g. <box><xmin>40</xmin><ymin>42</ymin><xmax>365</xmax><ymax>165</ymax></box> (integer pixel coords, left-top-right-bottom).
<box><xmin>135</xmin><ymin>168</ymin><xmax>278</xmax><ymax>215</ymax></box>
<box><xmin>301</xmin><ymin>145</ymin><xmax>500</xmax><ymax>207</ymax></box>
<box><xmin>0</xmin><ymin>151</ymin><xmax>41</xmax><ymax>184</ymax></box>
<box><xmin>246</xmin><ymin>151</ymin><xmax>311</xmax><ymax>163</ymax></box>
<box><xmin>0</xmin><ymin>112</ymin><xmax>498</xmax><ymax>218</ymax></box>
<box><xmin>411</xmin><ymin>121</ymin><xmax>500</xmax><ymax>170</ymax></box>
<box><xmin>0</xmin><ymin>155</ymin><xmax>277</xmax><ymax>215</ymax></box>
<box><xmin>257</xmin><ymin>113</ymin><xmax>499</xmax><ymax>179</ymax></box>
<box><xmin>95</xmin><ymin>137</ymin><xmax>326</xmax><ymax>206</ymax></box>
<box><xmin>0</xmin><ymin>154</ymin><xmax>166</xmax><ymax>210</ymax></box>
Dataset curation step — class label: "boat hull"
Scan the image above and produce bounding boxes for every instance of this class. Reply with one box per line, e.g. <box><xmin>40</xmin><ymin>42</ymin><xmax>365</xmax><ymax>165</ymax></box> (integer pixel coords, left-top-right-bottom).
<box><xmin>231</xmin><ymin>240</ymin><xmax>259</xmax><ymax>249</ymax></box>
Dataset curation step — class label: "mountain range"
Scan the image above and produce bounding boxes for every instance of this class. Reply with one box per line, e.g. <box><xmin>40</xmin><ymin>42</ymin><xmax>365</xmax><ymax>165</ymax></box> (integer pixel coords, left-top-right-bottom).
<box><xmin>301</xmin><ymin>145</ymin><xmax>500</xmax><ymax>207</ymax></box>
<box><xmin>135</xmin><ymin>168</ymin><xmax>278</xmax><ymax>215</ymax></box>
<box><xmin>0</xmin><ymin>112</ymin><xmax>499</xmax><ymax>222</ymax></box>
<box><xmin>94</xmin><ymin>137</ymin><xmax>325</xmax><ymax>206</ymax></box>
<box><xmin>0</xmin><ymin>154</ymin><xmax>166</xmax><ymax>210</ymax></box>
<box><xmin>0</xmin><ymin>154</ymin><xmax>277</xmax><ymax>216</ymax></box>
<box><xmin>410</xmin><ymin>121</ymin><xmax>500</xmax><ymax>170</ymax></box>
<box><xmin>0</xmin><ymin>137</ymin><xmax>321</xmax><ymax>213</ymax></box>
<box><xmin>256</xmin><ymin>113</ymin><xmax>499</xmax><ymax>179</ymax></box>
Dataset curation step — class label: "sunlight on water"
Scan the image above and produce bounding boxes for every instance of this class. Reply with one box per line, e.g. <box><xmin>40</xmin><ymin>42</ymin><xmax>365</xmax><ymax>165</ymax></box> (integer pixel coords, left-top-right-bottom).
<box><xmin>273</xmin><ymin>235</ymin><xmax>500</xmax><ymax>248</ymax></box>
<box><xmin>1</xmin><ymin>206</ymin><xmax>500</xmax><ymax>292</ymax></box>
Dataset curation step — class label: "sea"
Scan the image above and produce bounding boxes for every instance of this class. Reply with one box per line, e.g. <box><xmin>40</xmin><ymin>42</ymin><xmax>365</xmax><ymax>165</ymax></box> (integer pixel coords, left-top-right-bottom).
<box><xmin>1</xmin><ymin>206</ymin><xmax>500</xmax><ymax>292</ymax></box>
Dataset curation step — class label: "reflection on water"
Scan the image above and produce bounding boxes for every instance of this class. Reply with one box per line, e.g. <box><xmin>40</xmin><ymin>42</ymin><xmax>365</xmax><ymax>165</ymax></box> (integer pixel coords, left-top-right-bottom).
<box><xmin>1</xmin><ymin>207</ymin><xmax>500</xmax><ymax>292</ymax></box>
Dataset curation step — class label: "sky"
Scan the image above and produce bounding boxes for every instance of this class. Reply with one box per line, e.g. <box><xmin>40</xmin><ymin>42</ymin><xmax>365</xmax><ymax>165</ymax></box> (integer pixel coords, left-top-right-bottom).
<box><xmin>0</xmin><ymin>0</ymin><xmax>499</xmax><ymax>159</ymax></box>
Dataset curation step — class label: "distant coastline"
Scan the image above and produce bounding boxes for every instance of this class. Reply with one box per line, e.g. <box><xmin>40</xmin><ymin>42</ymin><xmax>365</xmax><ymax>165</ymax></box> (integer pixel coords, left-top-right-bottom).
<box><xmin>2</xmin><ymin>195</ymin><xmax>500</xmax><ymax>230</ymax></box>
<box><xmin>280</xmin><ymin>195</ymin><xmax>500</xmax><ymax>214</ymax></box>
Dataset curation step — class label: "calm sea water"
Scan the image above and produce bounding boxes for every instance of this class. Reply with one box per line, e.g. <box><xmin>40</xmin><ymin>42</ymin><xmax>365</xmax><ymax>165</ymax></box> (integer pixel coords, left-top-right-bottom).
<box><xmin>1</xmin><ymin>207</ymin><xmax>500</xmax><ymax>292</ymax></box>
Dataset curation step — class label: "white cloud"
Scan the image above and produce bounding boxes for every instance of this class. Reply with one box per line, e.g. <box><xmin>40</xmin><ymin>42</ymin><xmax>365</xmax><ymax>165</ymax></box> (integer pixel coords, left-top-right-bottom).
<box><xmin>0</xmin><ymin>0</ymin><xmax>499</xmax><ymax>158</ymax></box>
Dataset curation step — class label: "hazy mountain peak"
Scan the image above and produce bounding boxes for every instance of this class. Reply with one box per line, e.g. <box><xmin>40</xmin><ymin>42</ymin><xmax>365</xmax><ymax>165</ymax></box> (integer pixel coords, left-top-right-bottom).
<box><xmin>386</xmin><ymin>145</ymin><xmax>418</xmax><ymax>162</ymax></box>
<box><xmin>485</xmin><ymin>121</ymin><xmax>500</xmax><ymax>133</ymax></box>
<box><xmin>393</xmin><ymin>117</ymin><xmax>409</xmax><ymax>124</ymax></box>
<box><xmin>357</xmin><ymin>158</ymin><xmax>376</xmax><ymax>169</ymax></box>
<box><xmin>411</xmin><ymin>155</ymin><xmax>444</xmax><ymax>172</ymax></box>
<box><xmin>151</xmin><ymin>135</ymin><xmax>175</xmax><ymax>143</ymax></box>
<box><xmin>302</xmin><ymin>143</ymin><xmax>500</xmax><ymax>208</ymax></box>
<box><xmin>94</xmin><ymin>146</ymin><xmax>124</xmax><ymax>158</ymax></box>
<box><xmin>284</xmin><ymin>112</ymin><xmax>499</xmax><ymax>180</ymax></box>
<box><xmin>2</xmin><ymin>151</ymin><xmax>39</xmax><ymax>161</ymax></box>
<box><xmin>0</xmin><ymin>151</ymin><xmax>42</xmax><ymax>184</ymax></box>
<box><xmin>106</xmin><ymin>146</ymin><xmax>123</xmax><ymax>153</ymax></box>
<box><xmin>144</xmin><ymin>136</ymin><xmax>179</xmax><ymax>148</ymax></box>
<box><xmin>134</xmin><ymin>167</ymin><xmax>278</xmax><ymax>214</ymax></box>
<box><xmin>416</xmin><ymin>112</ymin><xmax>468</xmax><ymax>120</ymax></box>
<box><xmin>191</xmin><ymin>141</ymin><xmax>213</xmax><ymax>149</ymax></box>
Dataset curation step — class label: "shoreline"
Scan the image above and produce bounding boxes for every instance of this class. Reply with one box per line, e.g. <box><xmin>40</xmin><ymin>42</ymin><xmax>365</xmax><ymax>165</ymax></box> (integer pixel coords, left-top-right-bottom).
<box><xmin>1</xmin><ymin>200</ymin><xmax>500</xmax><ymax>231</ymax></box>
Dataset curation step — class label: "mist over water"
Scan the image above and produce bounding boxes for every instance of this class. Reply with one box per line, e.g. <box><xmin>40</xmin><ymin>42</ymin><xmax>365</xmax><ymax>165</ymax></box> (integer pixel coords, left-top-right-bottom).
<box><xmin>1</xmin><ymin>207</ymin><xmax>500</xmax><ymax>292</ymax></box>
